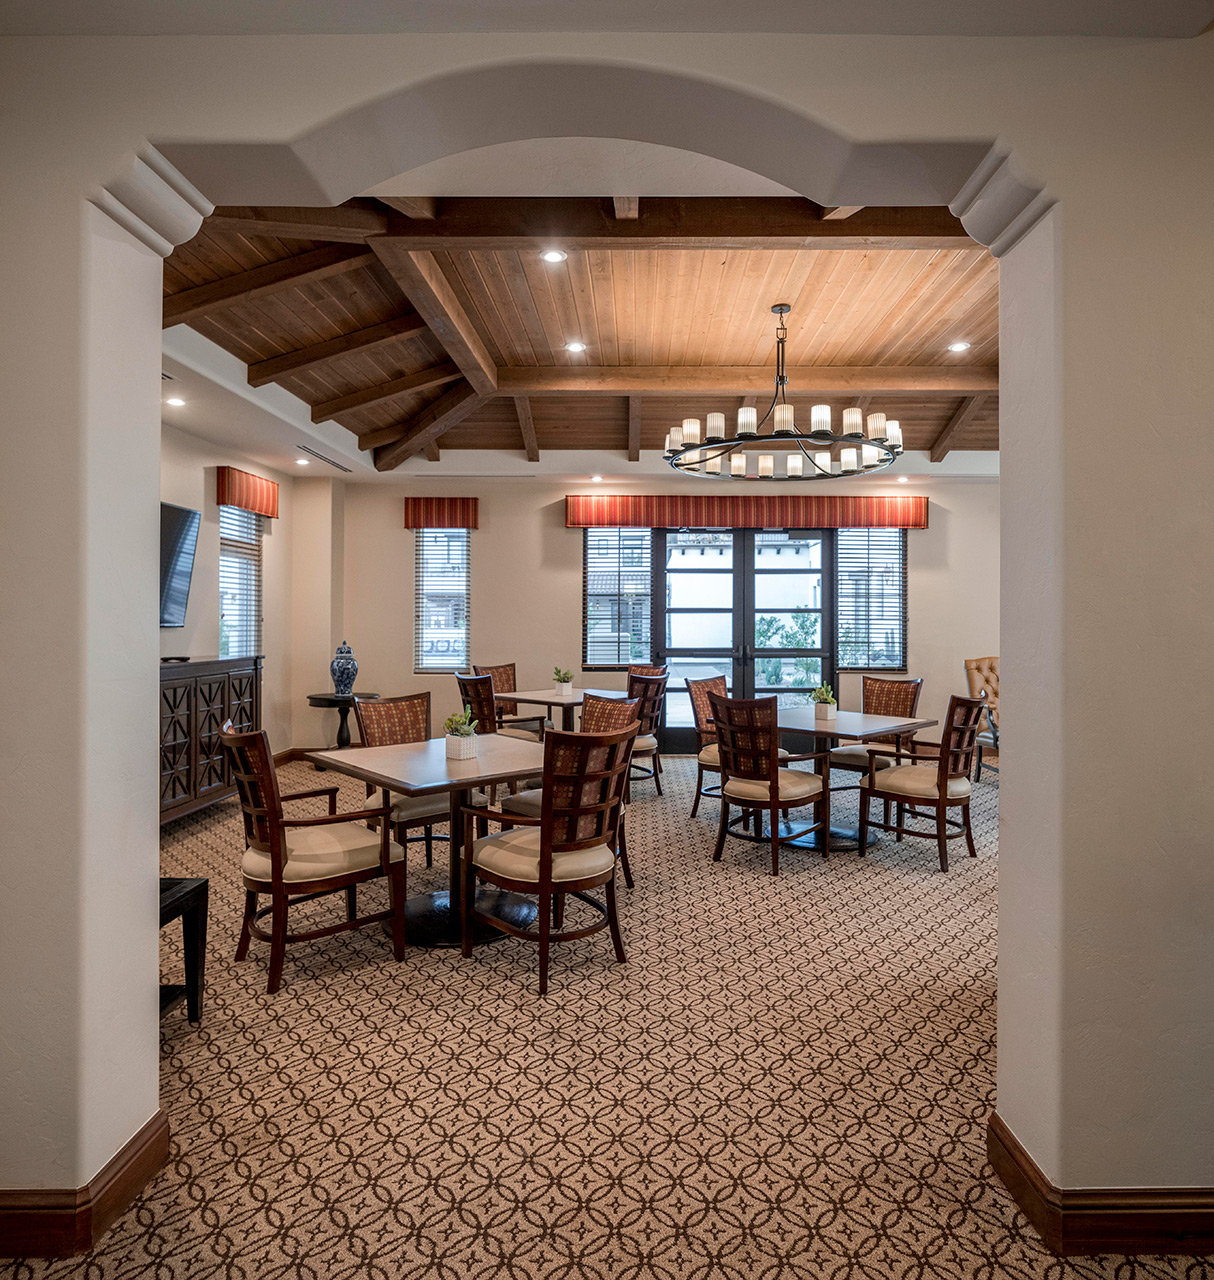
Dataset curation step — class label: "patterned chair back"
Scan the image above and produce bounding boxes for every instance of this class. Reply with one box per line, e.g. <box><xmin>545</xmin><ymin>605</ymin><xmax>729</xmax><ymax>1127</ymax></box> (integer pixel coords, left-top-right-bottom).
<box><xmin>353</xmin><ymin>692</ymin><xmax>431</xmax><ymax>747</ymax></box>
<box><xmin>626</xmin><ymin>671</ymin><xmax>668</xmax><ymax>737</ymax></box>
<box><xmin>539</xmin><ymin>725</ymin><xmax>637</xmax><ymax>860</ymax></box>
<box><xmin>686</xmin><ymin>674</ymin><xmax>728</xmax><ymax>748</ymax></box>
<box><xmin>706</xmin><ymin>693</ymin><xmax>782</xmax><ymax>785</ymax></box>
<box><xmin>580</xmin><ymin>694</ymin><xmax>640</xmax><ymax>735</ymax></box>
<box><xmin>456</xmin><ymin>673</ymin><xmax>498</xmax><ymax>735</ymax></box>
<box><xmin>627</xmin><ymin>664</ymin><xmax>667</xmax><ymax>678</ymax></box>
<box><xmin>964</xmin><ymin>656</ymin><xmax>999</xmax><ymax>729</ymax></box>
<box><xmin>861</xmin><ymin>676</ymin><xmax>924</xmax><ymax>745</ymax></box>
<box><xmin>474</xmin><ymin>662</ymin><xmax>518</xmax><ymax>717</ymax></box>
<box><xmin>220</xmin><ymin>720</ymin><xmax>286</xmax><ymax>877</ymax></box>
<box><xmin>935</xmin><ymin>694</ymin><xmax>987</xmax><ymax>785</ymax></box>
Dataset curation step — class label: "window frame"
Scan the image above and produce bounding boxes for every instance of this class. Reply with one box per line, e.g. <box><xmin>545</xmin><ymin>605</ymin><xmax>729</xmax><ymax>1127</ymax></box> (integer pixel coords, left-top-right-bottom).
<box><xmin>218</xmin><ymin>504</ymin><xmax>263</xmax><ymax>659</ymax></box>
<box><xmin>581</xmin><ymin>527</ymin><xmax>654</xmax><ymax>671</ymax></box>
<box><xmin>835</xmin><ymin>527</ymin><xmax>909</xmax><ymax>673</ymax></box>
<box><xmin>413</xmin><ymin>527</ymin><xmax>472</xmax><ymax>675</ymax></box>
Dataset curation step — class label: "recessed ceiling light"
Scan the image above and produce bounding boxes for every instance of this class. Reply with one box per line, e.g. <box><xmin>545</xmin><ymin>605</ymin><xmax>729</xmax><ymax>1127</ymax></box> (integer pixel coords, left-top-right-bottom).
<box><xmin>165</xmin><ymin>397</ymin><xmax>185</xmax><ymax>406</ymax></box>
<box><xmin>896</xmin><ymin>475</ymin><xmax>909</xmax><ymax>483</ymax></box>
<box><xmin>590</xmin><ymin>475</ymin><xmax>603</xmax><ymax>482</ymax></box>
<box><xmin>296</xmin><ymin>458</ymin><xmax>310</xmax><ymax>466</ymax></box>
<box><xmin>565</xmin><ymin>341</ymin><xmax>587</xmax><ymax>353</ymax></box>
<box><xmin>947</xmin><ymin>341</ymin><xmax>971</xmax><ymax>352</ymax></box>
<box><xmin>541</xmin><ymin>249</ymin><xmax>568</xmax><ymax>263</ymax></box>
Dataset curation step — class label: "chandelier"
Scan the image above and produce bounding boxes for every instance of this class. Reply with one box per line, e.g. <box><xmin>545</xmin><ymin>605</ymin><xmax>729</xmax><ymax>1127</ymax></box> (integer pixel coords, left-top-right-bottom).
<box><xmin>665</xmin><ymin>304</ymin><xmax>904</xmax><ymax>481</ymax></box>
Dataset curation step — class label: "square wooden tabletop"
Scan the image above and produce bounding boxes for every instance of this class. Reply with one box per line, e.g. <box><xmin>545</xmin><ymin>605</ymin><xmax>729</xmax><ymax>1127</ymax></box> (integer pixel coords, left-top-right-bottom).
<box><xmin>497</xmin><ymin>687</ymin><xmax>628</xmax><ymax>707</ymax></box>
<box><xmin>306</xmin><ymin>735</ymin><xmax>545</xmax><ymax>796</ymax></box>
<box><xmin>775</xmin><ymin>708</ymin><xmax>937</xmax><ymax>741</ymax></box>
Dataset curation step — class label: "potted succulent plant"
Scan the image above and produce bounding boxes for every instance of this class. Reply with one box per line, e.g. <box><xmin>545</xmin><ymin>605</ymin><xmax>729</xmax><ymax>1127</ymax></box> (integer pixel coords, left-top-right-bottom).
<box><xmin>444</xmin><ymin>705</ymin><xmax>479</xmax><ymax>759</ymax></box>
<box><xmin>811</xmin><ymin>684</ymin><xmax>838</xmax><ymax>721</ymax></box>
<box><xmin>553</xmin><ymin>666</ymin><xmax>574</xmax><ymax>696</ymax></box>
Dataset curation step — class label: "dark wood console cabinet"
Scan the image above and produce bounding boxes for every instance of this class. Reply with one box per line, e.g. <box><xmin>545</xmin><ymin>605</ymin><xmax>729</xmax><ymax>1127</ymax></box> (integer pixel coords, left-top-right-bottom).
<box><xmin>160</xmin><ymin>656</ymin><xmax>263</xmax><ymax>823</ymax></box>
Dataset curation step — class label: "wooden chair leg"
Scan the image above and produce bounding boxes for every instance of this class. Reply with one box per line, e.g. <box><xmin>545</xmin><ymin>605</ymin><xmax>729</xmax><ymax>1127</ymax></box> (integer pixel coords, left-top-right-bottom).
<box><xmin>617</xmin><ymin>820</ymin><xmax>635</xmax><ymax>889</ymax></box>
<box><xmin>552</xmin><ymin>893</ymin><xmax>565</xmax><ymax>928</ymax></box>
<box><xmin>538</xmin><ymin>892</ymin><xmax>552</xmax><ymax>997</ymax></box>
<box><xmin>769</xmin><ymin>803</ymin><xmax>780</xmax><ymax>876</ymax></box>
<box><xmin>653</xmin><ymin>752</ymin><xmax>663</xmax><ymax>796</ymax></box>
<box><xmin>936</xmin><ymin>804</ymin><xmax>950</xmax><ymax>871</ymax></box>
<box><xmin>962</xmin><ymin>803</ymin><xmax>978</xmax><ymax>858</ymax></box>
<box><xmin>345</xmin><ymin>885</ymin><xmax>357</xmax><ymax>921</ymax></box>
<box><xmin>605</xmin><ymin>876</ymin><xmax>626</xmax><ymax>964</ymax></box>
<box><xmin>883</xmin><ymin>798</ymin><xmax>891</xmax><ymax>827</ymax></box>
<box><xmin>895</xmin><ymin>802</ymin><xmax>905</xmax><ymax>842</ymax></box>
<box><xmin>975</xmin><ymin>745</ymin><xmax>984</xmax><ymax>783</ymax></box>
<box><xmin>690</xmin><ymin>765</ymin><xmax>704</xmax><ymax>818</ymax></box>
<box><xmin>713</xmin><ymin>801</ymin><xmax>730</xmax><ymax>862</ymax></box>
<box><xmin>460</xmin><ymin>818</ymin><xmax>475</xmax><ymax>959</ymax></box>
<box><xmin>388</xmin><ymin>862</ymin><xmax>406</xmax><ymax>960</ymax></box>
<box><xmin>819</xmin><ymin>788</ymin><xmax>831</xmax><ymax>856</ymax></box>
<box><xmin>267</xmin><ymin>895</ymin><xmax>288</xmax><ymax>994</ymax></box>
<box><xmin>235</xmin><ymin>890</ymin><xmax>256</xmax><ymax>961</ymax></box>
<box><xmin>857</xmin><ymin>790</ymin><xmax>870</xmax><ymax>853</ymax></box>
<box><xmin>424</xmin><ymin>825</ymin><xmax>434</xmax><ymax>868</ymax></box>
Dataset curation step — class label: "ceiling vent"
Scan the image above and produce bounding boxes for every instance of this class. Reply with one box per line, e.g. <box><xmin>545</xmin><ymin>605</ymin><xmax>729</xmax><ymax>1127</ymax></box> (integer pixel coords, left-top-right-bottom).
<box><xmin>297</xmin><ymin>445</ymin><xmax>352</xmax><ymax>473</ymax></box>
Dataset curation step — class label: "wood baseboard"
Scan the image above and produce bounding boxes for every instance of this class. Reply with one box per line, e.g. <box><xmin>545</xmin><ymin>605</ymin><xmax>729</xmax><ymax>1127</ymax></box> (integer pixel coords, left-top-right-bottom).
<box><xmin>273</xmin><ymin>746</ymin><xmax>323</xmax><ymax>765</ymax></box>
<box><xmin>987</xmin><ymin>1111</ymin><xmax>1214</xmax><ymax>1256</ymax></box>
<box><xmin>0</xmin><ymin>1109</ymin><xmax>170</xmax><ymax>1258</ymax></box>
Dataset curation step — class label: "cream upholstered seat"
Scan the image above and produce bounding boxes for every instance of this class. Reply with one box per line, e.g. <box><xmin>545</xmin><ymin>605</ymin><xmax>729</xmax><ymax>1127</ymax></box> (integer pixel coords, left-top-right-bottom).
<box><xmin>500</xmin><ymin>725</ymin><xmax>543</xmax><ymax>743</ymax></box>
<box><xmin>634</xmin><ymin>733</ymin><xmax>658</xmax><ymax>752</ymax></box>
<box><xmin>500</xmin><ymin>787</ymin><xmax>543</xmax><ymax>817</ymax></box>
<box><xmin>723</xmin><ymin>768</ymin><xmax>823</xmax><ymax>805</ymax></box>
<box><xmin>869</xmin><ymin>765</ymin><xmax>971</xmax><ymax>800</ymax></box>
<box><xmin>390</xmin><ymin>792</ymin><xmax>450</xmax><ymax>822</ymax></box>
<box><xmin>243</xmin><ymin>822</ymin><xmax>405</xmax><ymax>885</ymax></box>
<box><xmin>828</xmin><ymin>744</ymin><xmax>895</xmax><ymax>771</ymax></box>
<box><xmin>472</xmin><ymin>824</ymin><xmax>616</xmax><ymax>882</ymax></box>
<box><xmin>699</xmin><ymin>741</ymin><xmax>789</xmax><ymax>768</ymax></box>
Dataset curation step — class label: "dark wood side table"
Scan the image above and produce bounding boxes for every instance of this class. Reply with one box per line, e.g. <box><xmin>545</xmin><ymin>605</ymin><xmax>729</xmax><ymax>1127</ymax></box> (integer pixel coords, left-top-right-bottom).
<box><xmin>307</xmin><ymin>692</ymin><xmax>379</xmax><ymax>750</ymax></box>
<box><xmin>159</xmin><ymin>877</ymin><xmax>208</xmax><ymax>1023</ymax></box>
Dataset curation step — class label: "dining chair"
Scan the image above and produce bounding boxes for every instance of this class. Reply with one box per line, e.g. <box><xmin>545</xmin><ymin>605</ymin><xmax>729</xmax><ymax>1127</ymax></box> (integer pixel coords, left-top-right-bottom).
<box><xmin>219</xmin><ymin>720</ymin><xmax>406</xmax><ymax>994</ymax></box>
<box><xmin>473</xmin><ymin>661</ymin><xmax>551</xmax><ymax>734</ymax></box>
<box><xmin>459</xmin><ymin>722</ymin><xmax>638</xmax><ymax>995</ymax></box>
<box><xmin>626</xmin><ymin>671</ymin><xmax>668</xmax><ymax>797</ymax></box>
<box><xmin>353</xmin><ymin>692</ymin><xmax>448</xmax><ymax>868</ymax></box>
<box><xmin>828</xmin><ymin>676</ymin><xmax>924</xmax><ymax>826</ymax></box>
<box><xmin>707</xmin><ymin>692</ymin><xmax>833</xmax><ymax>876</ymax></box>
<box><xmin>856</xmin><ymin>692</ymin><xmax>985</xmax><ymax>871</ymax></box>
<box><xmin>964</xmin><ymin>656</ymin><xmax>1000</xmax><ymax>781</ymax></box>
<box><xmin>627</xmin><ymin>664</ymin><xmax>667</xmax><ymax>677</ymax></box>
<box><xmin>457</xmin><ymin>672</ymin><xmax>545</xmax><ymax>742</ymax></box>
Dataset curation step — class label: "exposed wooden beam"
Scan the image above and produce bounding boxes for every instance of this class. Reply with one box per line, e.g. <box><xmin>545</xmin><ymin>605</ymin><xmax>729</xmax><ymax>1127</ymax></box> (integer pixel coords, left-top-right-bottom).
<box><xmin>612</xmin><ymin>197</ymin><xmax>640</xmax><ymax>220</ymax></box>
<box><xmin>378</xmin><ymin>198</ymin><xmax>974</xmax><ymax>250</ymax></box>
<box><xmin>423</xmin><ymin>441</ymin><xmax>442</xmax><ymax>462</ymax></box>
<box><xmin>930</xmin><ymin>394</ymin><xmax>990</xmax><ymax>462</ymax></box>
<box><xmin>627</xmin><ymin>395</ymin><xmax>642</xmax><ymax>462</ymax></box>
<box><xmin>246</xmin><ymin>314</ymin><xmax>428</xmax><ymax>388</ymax></box>
<box><xmin>369</xmin><ymin>243</ymin><xmax>498</xmax><ymax>395</ymax></box>
<box><xmin>497</xmin><ymin>366</ymin><xmax>999</xmax><ymax>397</ymax></box>
<box><xmin>377</xmin><ymin>196</ymin><xmax>437</xmax><ymax>220</ymax></box>
<box><xmin>514</xmin><ymin>396</ymin><xmax>540</xmax><ymax>462</ymax></box>
<box><xmin>203</xmin><ymin>204</ymin><xmax>388</xmax><ymax>243</ymax></box>
<box><xmin>821</xmin><ymin>206</ymin><xmax>866</xmax><ymax>221</ymax></box>
<box><xmin>163</xmin><ymin>245</ymin><xmax>374</xmax><ymax>327</ymax></box>
<box><xmin>311</xmin><ymin>361</ymin><xmax>462</xmax><ymax>424</ymax></box>
<box><xmin>373</xmin><ymin>382</ymin><xmax>488</xmax><ymax>471</ymax></box>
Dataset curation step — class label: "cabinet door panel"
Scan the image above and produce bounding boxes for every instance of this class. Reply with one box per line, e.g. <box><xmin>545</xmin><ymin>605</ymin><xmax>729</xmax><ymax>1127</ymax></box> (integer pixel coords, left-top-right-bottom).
<box><xmin>195</xmin><ymin>677</ymin><xmax>230</xmax><ymax>797</ymax></box>
<box><xmin>160</xmin><ymin>680</ymin><xmax>194</xmax><ymax>806</ymax></box>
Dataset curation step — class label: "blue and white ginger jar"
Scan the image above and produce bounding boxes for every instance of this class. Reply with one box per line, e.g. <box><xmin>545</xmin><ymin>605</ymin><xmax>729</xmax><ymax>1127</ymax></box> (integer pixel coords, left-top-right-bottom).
<box><xmin>330</xmin><ymin>641</ymin><xmax>358</xmax><ymax>697</ymax></box>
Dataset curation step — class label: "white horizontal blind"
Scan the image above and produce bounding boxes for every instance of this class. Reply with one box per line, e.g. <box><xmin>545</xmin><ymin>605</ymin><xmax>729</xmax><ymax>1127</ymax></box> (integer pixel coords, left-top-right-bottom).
<box><xmin>583</xmin><ymin>528</ymin><xmax>652</xmax><ymax>668</ymax></box>
<box><xmin>218</xmin><ymin>505</ymin><xmax>263</xmax><ymax>658</ymax></box>
<box><xmin>415</xmin><ymin>528</ymin><xmax>470</xmax><ymax>672</ymax></box>
<box><xmin>837</xmin><ymin>528</ymin><xmax>907</xmax><ymax>670</ymax></box>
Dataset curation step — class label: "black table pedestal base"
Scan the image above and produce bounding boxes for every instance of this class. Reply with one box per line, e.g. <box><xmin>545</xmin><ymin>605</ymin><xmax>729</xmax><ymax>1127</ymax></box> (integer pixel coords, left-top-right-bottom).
<box><xmin>727</xmin><ymin>816</ymin><xmax>877</xmax><ymax>854</ymax></box>
<box><xmin>392</xmin><ymin>888</ymin><xmax>538</xmax><ymax>949</ymax></box>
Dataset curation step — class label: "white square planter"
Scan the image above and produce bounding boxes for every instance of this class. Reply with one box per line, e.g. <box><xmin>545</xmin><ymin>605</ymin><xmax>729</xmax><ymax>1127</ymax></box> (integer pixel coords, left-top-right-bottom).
<box><xmin>446</xmin><ymin>734</ymin><xmax>479</xmax><ymax>760</ymax></box>
<box><xmin>555</xmin><ymin>683</ymin><xmax>574</xmax><ymax>696</ymax></box>
<box><xmin>814</xmin><ymin>702</ymin><xmax>838</xmax><ymax>721</ymax></box>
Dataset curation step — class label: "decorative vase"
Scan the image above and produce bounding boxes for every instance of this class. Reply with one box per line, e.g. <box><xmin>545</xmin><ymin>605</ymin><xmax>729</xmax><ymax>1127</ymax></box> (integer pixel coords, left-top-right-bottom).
<box><xmin>814</xmin><ymin>701</ymin><xmax>837</xmax><ymax>720</ymax></box>
<box><xmin>446</xmin><ymin>733</ymin><xmax>478</xmax><ymax>760</ymax></box>
<box><xmin>330</xmin><ymin>641</ymin><xmax>358</xmax><ymax>697</ymax></box>
<box><xmin>556</xmin><ymin>682</ymin><xmax>574</xmax><ymax>696</ymax></box>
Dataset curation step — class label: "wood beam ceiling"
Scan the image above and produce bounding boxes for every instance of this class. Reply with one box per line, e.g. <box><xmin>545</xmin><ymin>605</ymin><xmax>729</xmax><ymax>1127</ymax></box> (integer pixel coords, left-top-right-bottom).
<box><xmin>372</xmin><ymin>382</ymin><xmax>488</xmax><ymax>470</ymax></box>
<box><xmin>930</xmin><ymin>394</ymin><xmax>990</xmax><ymax>461</ymax></box>
<box><xmin>246</xmin><ymin>314</ymin><xmax>428</xmax><ymax>387</ymax></box>
<box><xmin>377</xmin><ymin>196</ymin><xmax>437</xmax><ymax>220</ymax></box>
<box><xmin>373</xmin><ymin>197</ymin><xmax>973</xmax><ymax>250</ymax></box>
<box><xmin>514</xmin><ymin>397</ymin><xmax>540</xmax><ymax>462</ymax></box>
<box><xmin>627</xmin><ymin>395</ymin><xmax>642</xmax><ymax>462</ymax></box>
<box><xmin>203</xmin><ymin>204</ymin><xmax>388</xmax><ymax>242</ymax></box>
<box><xmin>496</xmin><ymin>366</ymin><xmax>998</xmax><ymax>397</ymax></box>
<box><xmin>311</xmin><ymin>361</ymin><xmax>462</xmax><ymax>424</ymax></box>
<box><xmin>821</xmin><ymin>206</ymin><xmax>866</xmax><ymax>221</ymax></box>
<box><xmin>612</xmin><ymin>197</ymin><xmax>640</xmax><ymax>220</ymax></box>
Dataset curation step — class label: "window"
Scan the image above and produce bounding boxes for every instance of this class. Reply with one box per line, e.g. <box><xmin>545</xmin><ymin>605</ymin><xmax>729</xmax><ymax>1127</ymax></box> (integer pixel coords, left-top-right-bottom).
<box><xmin>218</xmin><ymin>505</ymin><xmax>263</xmax><ymax>658</ymax></box>
<box><xmin>583</xmin><ymin>528</ymin><xmax>652</xmax><ymax>668</ymax></box>
<box><xmin>415</xmin><ymin>528</ymin><xmax>470</xmax><ymax>672</ymax></box>
<box><xmin>836</xmin><ymin>528</ymin><xmax>907</xmax><ymax>670</ymax></box>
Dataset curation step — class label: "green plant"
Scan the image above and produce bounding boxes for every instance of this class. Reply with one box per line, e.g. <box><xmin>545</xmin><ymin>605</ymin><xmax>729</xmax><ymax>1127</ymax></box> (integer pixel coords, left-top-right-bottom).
<box><xmin>553</xmin><ymin>666</ymin><xmax>573</xmax><ymax>683</ymax></box>
<box><xmin>810</xmin><ymin>684</ymin><xmax>837</xmax><ymax>705</ymax></box>
<box><xmin>443</xmin><ymin>705</ymin><xmax>478</xmax><ymax>737</ymax></box>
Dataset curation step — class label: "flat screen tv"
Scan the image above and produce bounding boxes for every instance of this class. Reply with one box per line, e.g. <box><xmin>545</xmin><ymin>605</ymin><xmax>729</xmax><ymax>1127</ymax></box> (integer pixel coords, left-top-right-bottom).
<box><xmin>160</xmin><ymin>502</ymin><xmax>201</xmax><ymax>627</ymax></box>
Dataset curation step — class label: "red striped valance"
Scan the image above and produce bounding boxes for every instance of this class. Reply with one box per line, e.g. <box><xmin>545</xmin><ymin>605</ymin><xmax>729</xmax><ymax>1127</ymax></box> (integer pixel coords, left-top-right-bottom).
<box><xmin>565</xmin><ymin>493</ymin><xmax>928</xmax><ymax>530</ymax></box>
<box><xmin>403</xmin><ymin>497</ymin><xmax>479</xmax><ymax>529</ymax></box>
<box><xmin>217</xmin><ymin>466</ymin><xmax>278</xmax><ymax>519</ymax></box>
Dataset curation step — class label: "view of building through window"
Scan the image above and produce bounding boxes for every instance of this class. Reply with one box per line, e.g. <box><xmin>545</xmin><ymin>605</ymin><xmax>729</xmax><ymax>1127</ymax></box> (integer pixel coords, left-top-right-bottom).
<box><xmin>218</xmin><ymin>505</ymin><xmax>263</xmax><ymax>658</ymax></box>
<box><xmin>415</xmin><ymin>528</ymin><xmax>471</xmax><ymax>672</ymax></box>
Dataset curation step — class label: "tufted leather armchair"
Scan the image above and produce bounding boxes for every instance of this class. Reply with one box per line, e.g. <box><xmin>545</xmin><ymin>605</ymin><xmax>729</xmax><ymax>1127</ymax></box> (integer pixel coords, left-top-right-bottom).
<box><xmin>963</xmin><ymin>656</ymin><xmax>999</xmax><ymax>781</ymax></box>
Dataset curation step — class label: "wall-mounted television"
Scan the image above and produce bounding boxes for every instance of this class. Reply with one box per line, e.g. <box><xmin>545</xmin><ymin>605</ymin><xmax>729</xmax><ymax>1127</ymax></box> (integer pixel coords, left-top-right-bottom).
<box><xmin>160</xmin><ymin>502</ymin><xmax>201</xmax><ymax>628</ymax></box>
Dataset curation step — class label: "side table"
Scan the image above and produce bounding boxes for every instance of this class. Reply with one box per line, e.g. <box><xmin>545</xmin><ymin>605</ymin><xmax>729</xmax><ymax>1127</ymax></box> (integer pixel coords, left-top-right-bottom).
<box><xmin>160</xmin><ymin>877</ymin><xmax>208</xmax><ymax>1023</ymax></box>
<box><xmin>307</xmin><ymin>692</ymin><xmax>379</xmax><ymax>750</ymax></box>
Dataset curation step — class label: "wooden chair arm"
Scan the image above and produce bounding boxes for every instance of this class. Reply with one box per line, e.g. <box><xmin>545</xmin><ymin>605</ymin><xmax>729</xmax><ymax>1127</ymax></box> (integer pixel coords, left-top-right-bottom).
<box><xmin>783</xmin><ymin>749</ymin><xmax>833</xmax><ymax>764</ymax></box>
<box><xmin>501</xmin><ymin>714</ymin><xmax>546</xmax><ymax>732</ymax></box>
<box><xmin>460</xmin><ymin>803</ymin><xmax>541</xmax><ymax>826</ymax></box>
<box><xmin>282</xmin><ymin>804</ymin><xmax>391</xmax><ymax>828</ymax></box>
<box><xmin>281</xmin><ymin>786</ymin><xmax>339</xmax><ymax>814</ymax></box>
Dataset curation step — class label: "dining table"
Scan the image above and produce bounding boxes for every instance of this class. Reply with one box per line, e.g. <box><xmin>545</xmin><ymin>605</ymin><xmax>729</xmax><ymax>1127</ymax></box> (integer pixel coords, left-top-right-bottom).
<box><xmin>306</xmin><ymin>734</ymin><xmax>546</xmax><ymax>948</ymax></box>
<box><xmin>771</xmin><ymin>706</ymin><xmax>938</xmax><ymax>852</ymax></box>
<box><xmin>495</xmin><ymin>686</ymin><xmax>629</xmax><ymax>731</ymax></box>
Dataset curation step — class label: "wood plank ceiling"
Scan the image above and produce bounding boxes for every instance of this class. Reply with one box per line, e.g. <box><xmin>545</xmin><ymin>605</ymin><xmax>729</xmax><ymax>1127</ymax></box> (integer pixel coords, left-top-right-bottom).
<box><xmin>162</xmin><ymin>198</ymin><xmax>998</xmax><ymax>469</ymax></box>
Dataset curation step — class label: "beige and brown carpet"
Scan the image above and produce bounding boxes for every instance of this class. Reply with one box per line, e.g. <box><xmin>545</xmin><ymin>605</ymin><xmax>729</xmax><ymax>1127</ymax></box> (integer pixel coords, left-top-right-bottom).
<box><xmin>6</xmin><ymin>760</ymin><xmax>1209</xmax><ymax>1279</ymax></box>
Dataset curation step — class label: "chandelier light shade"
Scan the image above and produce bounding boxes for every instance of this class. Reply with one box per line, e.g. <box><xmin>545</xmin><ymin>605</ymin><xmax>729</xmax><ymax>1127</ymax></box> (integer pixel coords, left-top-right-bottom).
<box><xmin>665</xmin><ymin>304</ymin><xmax>904</xmax><ymax>481</ymax></box>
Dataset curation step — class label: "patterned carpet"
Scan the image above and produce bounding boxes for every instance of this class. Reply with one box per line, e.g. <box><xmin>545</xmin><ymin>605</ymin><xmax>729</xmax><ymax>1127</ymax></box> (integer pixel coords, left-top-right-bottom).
<box><xmin>6</xmin><ymin>759</ymin><xmax>1210</xmax><ymax>1279</ymax></box>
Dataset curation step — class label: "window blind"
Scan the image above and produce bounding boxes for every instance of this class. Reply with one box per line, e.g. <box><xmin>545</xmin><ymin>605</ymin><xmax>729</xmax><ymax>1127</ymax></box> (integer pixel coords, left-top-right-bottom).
<box><xmin>415</xmin><ymin>528</ymin><xmax>470</xmax><ymax>673</ymax></box>
<box><xmin>837</xmin><ymin>528</ymin><xmax>907</xmax><ymax>670</ymax></box>
<box><xmin>218</xmin><ymin>505</ymin><xmax>263</xmax><ymax>658</ymax></box>
<box><xmin>582</xmin><ymin>528</ymin><xmax>653</xmax><ymax>669</ymax></box>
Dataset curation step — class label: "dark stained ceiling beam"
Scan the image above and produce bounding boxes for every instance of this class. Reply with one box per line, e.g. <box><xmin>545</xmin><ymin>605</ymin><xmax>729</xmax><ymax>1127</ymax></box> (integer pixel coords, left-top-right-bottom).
<box><xmin>202</xmin><ymin>203</ymin><xmax>388</xmax><ymax>242</ymax></box>
<box><xmin>377</xmin><ymin>196</ymin><xmax>437</xmax><ymax>220</ymax></box>
<box><xmin>627</xmin><ymin>395</ymin><xmax>642</xmax><ymax>461</ymax></box>
<box><xmin>423</xmin><ymin>441</ymin><xmax>442</xmax><ymax>462</ymax></box>
<box><xmin>311</xmin><ymin>361</ymin><xmax>463</xmax><ymax>424</ymax></box>
<box><xmin>163</xmin><ymin>245</ymin><xmax>374</xmax><ymax>327</ymax></box>
<box><xmin>246</xmin><ymin>314</ymin><xmax>428</xmax><ymax>388</ymax></box>
<box><xmin>514</xmin><ymin>396</ymin><xmax>540</xmax><ymax>462</ymax></box>
<box><xmin>497</xmin><ymin>366</ymin><xmax>998</xmax><ymax>396</ymax></box>
<box><xmin>930</xmin><ymin>394</ymin><xmax>990</xmax><ymax>462</ymax></box>
<box><xmin>821</xmin><ymin>206</ymin><xmax>866</xmax><ymax>221</ymax></box>
<box><xmin>372</xmin><ymin>382</ymin><xmax>489</xmax><ymax>470</ymax></box>
<box><xmin>377</xmin><ymin>198</ymin><xmax>974</xmax><ymax>250</ymax></box>
<box><xmin>612</xmin><ymin>197</ymin><xmax>640</xmax><ymax>220</ymax></box>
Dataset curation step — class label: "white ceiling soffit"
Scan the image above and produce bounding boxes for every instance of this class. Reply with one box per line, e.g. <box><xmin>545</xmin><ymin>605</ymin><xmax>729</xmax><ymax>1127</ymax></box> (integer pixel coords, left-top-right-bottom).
<box><xmin>1</xmin><ymin>0</ymin><xmax>1210</xmax><ymax>36</ymax></box>
<box><xmin>364</xmin><ymin>139</ymin><xmax>799</xmax><ymax>199</ymax></box>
